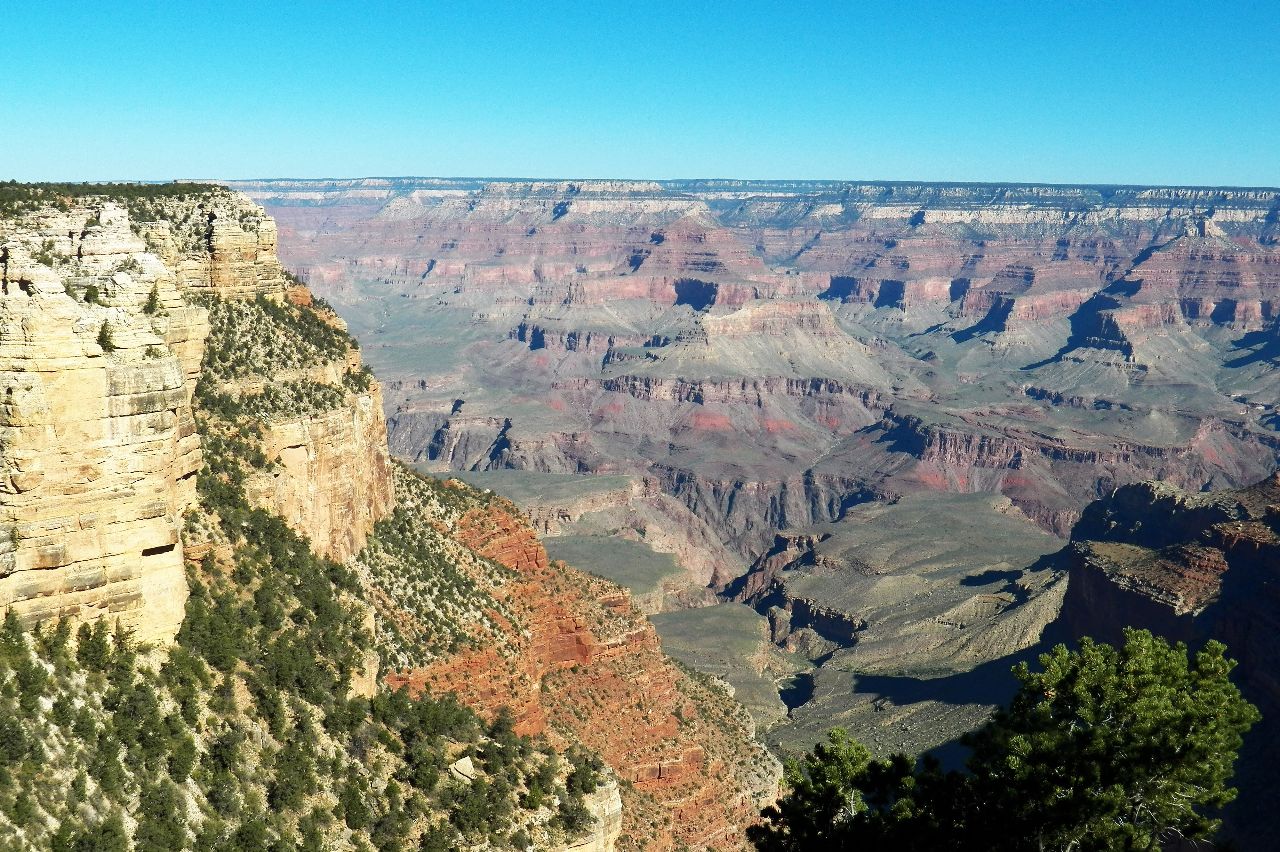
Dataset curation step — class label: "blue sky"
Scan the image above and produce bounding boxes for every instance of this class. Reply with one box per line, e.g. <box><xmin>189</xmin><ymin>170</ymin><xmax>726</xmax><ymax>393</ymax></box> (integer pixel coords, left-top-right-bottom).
<box><xmin>4</xmin><ymin>1</ymin><xmax>1277</xmax><ymax>186</ymax></box>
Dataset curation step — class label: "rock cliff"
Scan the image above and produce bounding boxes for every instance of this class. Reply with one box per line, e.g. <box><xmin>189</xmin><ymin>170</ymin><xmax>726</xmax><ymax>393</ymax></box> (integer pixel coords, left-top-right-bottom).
<box><xmin>0</xmin><ymin>198</ymin><xmax>205</xmax><ymax>643</ymax></box>
<box><xmin>1056</xmin><ymin>473</ymin><xmax>1280</xmax><ymax>847</ymax></box>
<box><xmin>1</xmin><ymin>185</ymin><xmax>781</xmax><ymax>849</ymax></box>
<box><xmin>0</xmin><ymin>187</ymin><xmax>395</xmax><ymax>643</ymax></box>
<box><xmin>1060</xmin><ymin>474</ymin><xmax>1280</xmax><ymax>709</ymax></box>
<box><xmin>244</xmin><ymin>380</ymin><xmax>394</xmax><ymax>562</ymax></box>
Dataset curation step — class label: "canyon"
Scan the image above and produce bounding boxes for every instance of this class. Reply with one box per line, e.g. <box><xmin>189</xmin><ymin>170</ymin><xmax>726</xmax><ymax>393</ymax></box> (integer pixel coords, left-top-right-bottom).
<box><xmin>0</xmin><ymin>185</ymin><xmax>775</xmax><ymax>850</ymax></box>
<box><xmin>3</xmin><ymin>175</ymin><xmax>1276</xmax><ymax>845</ymax></box>
<box><xmin>231</xmin><ymin>177</ymin><xmax>1280</xmax><ymax>760</ymax></box>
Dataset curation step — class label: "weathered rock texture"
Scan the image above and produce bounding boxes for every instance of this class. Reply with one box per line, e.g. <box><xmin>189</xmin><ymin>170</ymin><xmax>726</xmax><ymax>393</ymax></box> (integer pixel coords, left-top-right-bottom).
<box><xmin>0</xmin><ymin>201</ymin><xmax>206</xmax><ymax>643</ymax></box>
<box><xmin>237</xmin><ymin>178</ymin><xmax>1280</xmax><ymax>567</ymax></box>
<box><xmin>0</xmin><ymin>190</ymin><xmax>395</xmax><ymax>639</ymax></box>
<box><xmin>245</xmin><ymin>382</ymin><xmax>394</xmax><ymax>562</ymax></box>
<box><xmin>377</xmin><ymin>483</ymin><xmax>779</xmax><ymax>851</ymax></box>
<box><xmin>1060</xmin><ymin>473</ymin><xmax>1280</xmax><ymax>710</ymax></box>
<box><xmin>567</xmin><ymin>779</ymin><xmax>624</xmax><ymax>852</ymax></box>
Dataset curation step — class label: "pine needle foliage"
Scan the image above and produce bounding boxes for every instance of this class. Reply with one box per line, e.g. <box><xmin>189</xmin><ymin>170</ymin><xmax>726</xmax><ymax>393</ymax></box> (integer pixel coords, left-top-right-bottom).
<box><xmin>750</xmin><ymin>629</ymin><xmax>1259</xmax><ymax>852</ymax></box>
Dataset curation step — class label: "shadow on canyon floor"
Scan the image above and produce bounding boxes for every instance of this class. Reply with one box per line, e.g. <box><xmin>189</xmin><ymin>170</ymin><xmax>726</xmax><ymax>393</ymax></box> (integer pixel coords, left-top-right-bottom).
<box><xmin>847</xmin><ymin>623</ymin><xmax>1075</xmax><ymax>769</ymax></box>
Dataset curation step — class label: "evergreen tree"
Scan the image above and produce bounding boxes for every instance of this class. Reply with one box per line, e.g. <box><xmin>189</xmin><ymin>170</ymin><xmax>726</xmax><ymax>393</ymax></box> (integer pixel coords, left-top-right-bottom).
<box><xmin>966</xmin><ymin>630</ymin><xmax>1261</xmax><ymax>850</ymax></box>
<box><xmin>135</xmin><ymin>780</ymin><xmax>186</xmax><ymax>852</ymax></box>
<box><xmin>750</xmin><ymin>629</ymin><xmax>1260</xmax><ymax>852</ymax></box>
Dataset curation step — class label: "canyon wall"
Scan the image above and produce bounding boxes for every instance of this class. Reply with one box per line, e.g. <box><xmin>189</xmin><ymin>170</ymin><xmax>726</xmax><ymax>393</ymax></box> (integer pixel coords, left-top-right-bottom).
<box><xmin>245</xmin><ymin>382</ymin><xmax>394</xmax><ymax>562</ymax></box>
<box><xmin>374</xmin><ymin>477</ymin><xmax>779</xmax><ymax>851</ymax></box>
<box><xmin>1059</xmin><ymin>474</ymin><xmax>1280</xmax><ymax>710</ymax></box>
<box><xmin>1055</xmin><ymin>474</ymin><xmax>1280</xmax><ymax>847</ymax></box>
<box><xmin>0</xmin><ymin>202</ymin><xmax>204</xmax><ymax>643</ymax></box>
<box><xmin>0</xmin><ymin>190</ymin><xmax>395</xmax><ymax>636</ymax></box>
<box><xmin>239</xmin><ymin>178</ymin><xmax>1280</xmax><ymax>573</ymax></box>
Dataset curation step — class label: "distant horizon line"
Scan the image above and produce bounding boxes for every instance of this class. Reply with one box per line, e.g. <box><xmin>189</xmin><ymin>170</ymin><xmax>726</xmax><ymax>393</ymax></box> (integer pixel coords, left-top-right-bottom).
<box><xmin>8</xmin><ymin>175</ymin><xmax>1280</xmax><ymax>194</ymax></box>
<box><xmin>212</xmin><ymin>175</ymin><xmax>1280</xmax><ymax>193</ymax></box>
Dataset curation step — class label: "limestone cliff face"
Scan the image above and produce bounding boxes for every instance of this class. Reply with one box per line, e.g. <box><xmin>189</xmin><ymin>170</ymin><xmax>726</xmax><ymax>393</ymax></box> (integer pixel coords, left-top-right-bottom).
<box><xmin>0</xmin><ymin>190</ymin><xmax>395</xmax><ymax>640</ymax></box>
<box><xmin>245</xmin><ymin>381</ymin><xmax>394</xmax><ymax>562</ymax></box>
<box><xmin>138</xmin><ymin>193</ymin><xmax>292</xmax><ymax>299</ymax></box>
<box><xmin>566</xmin><ymin>779</ymin><xmax>624</xmax><ymax>852</ymax></box>
<box><xmin>0</xmin><ymin>201</ymin><xmax>205</xmax><ymax>643</ymax></box>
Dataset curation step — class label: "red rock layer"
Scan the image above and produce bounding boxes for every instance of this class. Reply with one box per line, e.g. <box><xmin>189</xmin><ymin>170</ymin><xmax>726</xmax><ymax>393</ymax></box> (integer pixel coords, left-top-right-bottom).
<box><xmin>384</xmin><ymin>499</ymin><xmax>769</xmax><ymax>851</ymax></box>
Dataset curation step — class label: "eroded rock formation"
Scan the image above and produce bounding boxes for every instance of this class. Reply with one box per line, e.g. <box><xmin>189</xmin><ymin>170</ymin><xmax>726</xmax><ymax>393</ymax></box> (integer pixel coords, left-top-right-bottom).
<box><xmin>0</xmin><ymin>201</ymin><xmax>206</xmax><ymax>643</ymax></box>
<box><xmin>1056</xmin><ymin>473</ymin><xmax>1280</xmax><ymax>847</ymax></box>
<box><xmin>238</xmin><ymin>178</ymin><xmax>1280</xmax><ymax>571</ymax></box>
<box><xmin>379</xmin><ymin>487</ymin><xmax>779</xmax><ymax>850</ymax></box>
<box><xmin>245</xmin><ymin>381</ymin><xmax>394</xmax><ymax>562</ymax></box>
<box><xmin>0</xmin><ymin>191</ymin><xmax>396</xmax><ymax>642</ymax></box>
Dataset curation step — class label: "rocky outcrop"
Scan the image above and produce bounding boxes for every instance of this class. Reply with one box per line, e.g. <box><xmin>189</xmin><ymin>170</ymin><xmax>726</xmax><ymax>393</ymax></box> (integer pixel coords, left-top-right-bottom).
<box><xmin>566</xmin><ymin>779</ymin><xmax>624</xmax><ymax>852</ymax></box>
<box><xmin>1060</xmin><ymin>474</ymin><xmax>1280</xmax><ymax>710</ymax></box>
<box><xmin>139</xmin><ymin>194</ymin><xmax>293</xmax><ymax>299</ymax></box>
<box><xmin>1056</xmin><ymin>474</ymin><xmax>1280</xmax><ymax>847</ymax></box>
<box><xmin>0</xmin><ymin>191</ymin><xmax>397</xmax><ymax>642</ymax></box>
<box><xmin>245</xmin><ymin>382</ymin><xmax>394</xmax><ymax>562</ymax></box>
<box><xmin>383</xmin><ymin>495</ymin><xmax>779</xmax><ymax>851</ymax></box>
<box><xmin>0</xmin><ymin>201</ymin><xmax>205</xmax><ymax>643</ymax></box>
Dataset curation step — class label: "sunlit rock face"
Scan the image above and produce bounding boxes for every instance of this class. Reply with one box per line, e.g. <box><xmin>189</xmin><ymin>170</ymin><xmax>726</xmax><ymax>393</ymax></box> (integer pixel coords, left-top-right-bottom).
<box><xmin>0</xmin><ymin>193</ymin><xmax>395</xmax><ymax>642</ymax></box>
<box><xmin>0</xmin><ymin>201</ymin><xmax>207</xmax><ymax>643</ymax></box>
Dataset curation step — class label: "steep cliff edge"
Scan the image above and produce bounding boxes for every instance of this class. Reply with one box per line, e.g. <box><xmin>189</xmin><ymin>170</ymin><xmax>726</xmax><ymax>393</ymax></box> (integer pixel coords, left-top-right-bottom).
<box><xmin>1060</xmin><ymin>474</ymin><xmax>1280</xmax><ymax>710</ymax></box>
<box><xmin>1057</xmin><ymin>474</ymin><xmax>1280</xmax><ymax>847</ymax></box>
<box><xmin>0</xmin><ymin>195</ymin><xmax>207</xmax><ymax>644</ymax></box>
<box><xmin>0</xmin><ymin>184</ymin><xmax>774</xmax><ymax>850</ymax></box>
<box><xmin>0</xmin><ymin>185</ymin><xmax>393</xmax><ymax>643</ymax></box>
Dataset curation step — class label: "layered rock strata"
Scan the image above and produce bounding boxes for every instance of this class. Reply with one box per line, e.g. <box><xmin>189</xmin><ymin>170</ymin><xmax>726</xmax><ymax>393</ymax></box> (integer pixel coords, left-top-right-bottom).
<box><xmin>0</xmin><ymin>201</ymin><xmax>206</xmax><ymax>643</ymax></box>
<box><xmin>238</xmin><ymin>177</ymin><xmax>1280</xmax><ymax>575</ymax></box>
<box><xmin>1060</xmin><ymin>474</ymin><xmax>1280</xmax><ymax>710</ymax></box>
<box><xmin>245</xmin><ymin>381</ymin><xmax>394</xmax><ymax>562</ymax></box>
<box><xmin>380</xmin><ymin>488</ymin><xmax>779</xmax><ymax>851</ymax></box>
<box><xmin>0</xmin><ymin>190</ymin><xmax>395</xmax><ymax>639</ymax></box>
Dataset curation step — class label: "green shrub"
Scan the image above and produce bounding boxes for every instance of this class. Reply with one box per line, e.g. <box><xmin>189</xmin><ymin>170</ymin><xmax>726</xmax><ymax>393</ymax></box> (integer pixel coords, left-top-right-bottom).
<box><xmin>97</xmin><ymin>321</ymin><xmax>116</xmax><ymax>352</ymax></box>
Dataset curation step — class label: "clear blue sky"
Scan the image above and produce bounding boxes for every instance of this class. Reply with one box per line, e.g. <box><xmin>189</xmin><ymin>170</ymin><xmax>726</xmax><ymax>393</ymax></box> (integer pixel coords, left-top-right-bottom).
<box><xmin>4</xmin><ymin>1</ymin><xmax>1277</xmax><ymax>186</ymax></box>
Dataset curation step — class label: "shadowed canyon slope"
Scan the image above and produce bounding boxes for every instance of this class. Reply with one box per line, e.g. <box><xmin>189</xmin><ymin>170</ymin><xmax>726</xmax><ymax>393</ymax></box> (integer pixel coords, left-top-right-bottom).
<box><xmin>1057</xmin><ymin>474</ymin><xmax>1280</xmax><ymax>846</ymax></box>
<box><xmin>233</xmin><ymin>177</ymin><xmax>1280</xmax><ymax>758</ymax></box>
